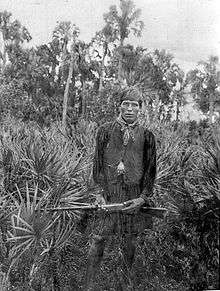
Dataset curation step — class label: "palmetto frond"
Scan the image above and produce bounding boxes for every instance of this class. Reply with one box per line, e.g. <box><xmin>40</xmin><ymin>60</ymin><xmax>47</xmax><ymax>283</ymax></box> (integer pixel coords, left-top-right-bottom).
<box><xmin>155</xmin><ymin>128</ymin><xmax>187</xmax><ymax>193</ymax></box>
<box><xmin>195</xmin><ymin>132</ymin><xmax>220</xmax><ymax>200</ymax></box>
<box><xmin>0</xmin><ymin>194</ymin><xmax>15</xmax><ymax>228</ymax></box>
<box><xmin>1</xmin><ymin>121</ymin><xmax>91</xmax><ymax>201</ymax></box>
<box><xmin>1</xmin><ymin>121</ymin><xmax>90</xmax><ymax>280</ymax></box>
<box><xmin>8</xmin><ymin>184</ymin><xmax>51</xmax><ymax>251</ymax></box>
<box><xmin>6</xmin><ymin>182</ymin><xmax>81</xmax><ymax>275</ymax></box>
<box><xmin>177</xmin><ymin>128</ymin><xmax>220</xmax><ymax>226</ymax></box>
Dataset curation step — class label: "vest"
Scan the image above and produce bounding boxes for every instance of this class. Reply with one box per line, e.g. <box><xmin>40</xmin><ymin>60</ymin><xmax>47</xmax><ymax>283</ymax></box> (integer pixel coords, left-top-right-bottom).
<box><xmin>103</xmin><ymin>122</ymin><xmax>145</xmax><ymax>185</ymax></box>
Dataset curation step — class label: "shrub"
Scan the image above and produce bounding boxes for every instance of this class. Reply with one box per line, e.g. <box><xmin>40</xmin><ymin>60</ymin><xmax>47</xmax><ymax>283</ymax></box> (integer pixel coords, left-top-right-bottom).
<box><xmin>0</xmin><ymin>117</ymin><xmax>219</xmax><ymax>290</ymax></box>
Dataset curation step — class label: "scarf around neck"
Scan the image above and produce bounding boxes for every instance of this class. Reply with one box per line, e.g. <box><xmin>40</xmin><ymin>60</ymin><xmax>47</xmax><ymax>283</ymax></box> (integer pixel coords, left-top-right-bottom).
<box><xmin>116</xmin><ymin>114</ymin><xmax>139</xmax><ymax>146</ymax></box>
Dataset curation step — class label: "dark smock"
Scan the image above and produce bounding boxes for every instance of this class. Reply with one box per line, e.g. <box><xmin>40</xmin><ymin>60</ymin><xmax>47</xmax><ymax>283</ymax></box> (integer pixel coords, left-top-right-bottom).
<box><xmin>92</xmin><ymin>121</ymin><xmax>156</xmax><ymax>236</ymax></box>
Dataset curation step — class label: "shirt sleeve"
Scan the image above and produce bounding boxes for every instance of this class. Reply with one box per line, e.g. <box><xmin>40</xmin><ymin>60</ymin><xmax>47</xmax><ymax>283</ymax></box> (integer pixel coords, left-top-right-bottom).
<box><xmin>140</xmin><ymin>130</ymin><xmax>157</xmax><ymax>203</ymax></box>
<box><xmin>92</xmin><ymin>124</ymin><xmax>108</xmax><ymax>188</ymax></box>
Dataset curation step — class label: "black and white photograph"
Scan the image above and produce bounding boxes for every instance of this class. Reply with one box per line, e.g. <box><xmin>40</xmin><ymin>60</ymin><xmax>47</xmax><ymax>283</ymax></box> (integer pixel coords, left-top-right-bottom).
<box><xmin>0</xmin><ymin>0</ymin><xmax>219</xmax><ymax>290</ymax></box>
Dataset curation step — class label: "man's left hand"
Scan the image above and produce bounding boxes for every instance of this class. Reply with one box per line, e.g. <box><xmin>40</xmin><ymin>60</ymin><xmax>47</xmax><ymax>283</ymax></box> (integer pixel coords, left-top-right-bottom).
<box><xmin>122</xmin><ymin>197</ymin><xmax>145</xmax><ymax>214</ymax></box>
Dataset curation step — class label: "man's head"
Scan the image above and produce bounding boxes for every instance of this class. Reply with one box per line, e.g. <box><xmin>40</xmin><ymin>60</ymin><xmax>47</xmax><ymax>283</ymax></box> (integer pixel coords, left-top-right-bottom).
<box><xmin>119</xmin><ymin>87</ymin><xmax>142</xmax><ymax>124</ymax></box>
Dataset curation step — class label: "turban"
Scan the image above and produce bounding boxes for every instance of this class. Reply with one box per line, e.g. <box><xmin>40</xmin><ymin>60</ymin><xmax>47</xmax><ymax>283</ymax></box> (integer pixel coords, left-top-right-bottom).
<box><xmin>119</xmin><ymin>86</ymin><xmax>142</xmax><ymax>106</ymax></box>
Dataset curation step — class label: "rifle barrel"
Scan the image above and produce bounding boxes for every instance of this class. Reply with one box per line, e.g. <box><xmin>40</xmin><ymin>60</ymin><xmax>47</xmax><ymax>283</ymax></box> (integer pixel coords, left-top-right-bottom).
<box><xmin>44</xmin><ymin>205</ymin><xmax>167</xmax><ymax>219</ymax></box>
<box><xmin>46</xmin><ymin>205</ymin><xmax>97</xmax><ymax>211</ymax></box>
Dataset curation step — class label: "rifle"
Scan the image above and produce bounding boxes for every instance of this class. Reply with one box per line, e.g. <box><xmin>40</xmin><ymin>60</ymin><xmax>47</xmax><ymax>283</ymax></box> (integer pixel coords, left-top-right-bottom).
<box><xmin>45</xmin><ymin>202</ymin><xmax>167</xmax><ymax>219</ymax></box>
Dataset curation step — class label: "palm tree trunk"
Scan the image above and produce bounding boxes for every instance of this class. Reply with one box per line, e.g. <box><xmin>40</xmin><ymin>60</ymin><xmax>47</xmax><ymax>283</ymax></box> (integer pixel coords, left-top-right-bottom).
<box><xmin>99</xmin><ymin>43</ymin><xmax>107</xmax><ymax>96</ymax></box>
<box><xmin>2</xmin><ymin>45</ymin><xmax>6</xmax><ymax>70</ymax></box>
<box><xmin>51</xmin><ymin>62</ymin><xmax>57</xmax><ymax>82</ymax></box>
<box><xmin>209</xmin><ymin>93</ymin><xmax>214</xmax><ymax>125</ymax></box>
<box><xmin>176</xmin><ymin>98</ymin><xmax>180</xmax><ymax>122</ymax></box>
<box><xmin>81</xmin><ymin>80</ymin><xmax>87</xmax><ymax>119</ymax></box>
<box><xmin>118</xmin><ymin>38</ymin><xmax>124</xmax><ymax>83</ymax></box>
<box><xmin>60</xmin><ymin>38</ymin><xmax>68</xmax><ymax>84</ymax></box>
<box><xmin>98</xmin><ymin>57</ymin><xmax>104</xmax><ymax>94</ymax></box>
<box><xmin>62</xmin><ymin>43</ymin><xmax>74</xmax><ymax>129</ymax></box>
<box><xmin>0</xmin><ymin>31</ymin><xmax>7</xmax><ymax>71</ymax></box>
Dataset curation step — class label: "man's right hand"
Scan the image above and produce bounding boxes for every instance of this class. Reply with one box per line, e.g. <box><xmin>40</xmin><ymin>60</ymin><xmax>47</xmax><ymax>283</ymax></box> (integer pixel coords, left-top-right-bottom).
<box><xmin>95</xmin><ymin>194</ymin><xmax>106</xmax><ymax>206</ymax></box>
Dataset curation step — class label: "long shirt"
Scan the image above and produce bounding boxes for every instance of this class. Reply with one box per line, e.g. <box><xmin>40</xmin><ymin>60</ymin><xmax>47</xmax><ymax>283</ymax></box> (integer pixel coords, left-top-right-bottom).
<box><xmin>93</xmin><ymin>120</ymin><xmax>156</xmax><ymax>203</ymax></box>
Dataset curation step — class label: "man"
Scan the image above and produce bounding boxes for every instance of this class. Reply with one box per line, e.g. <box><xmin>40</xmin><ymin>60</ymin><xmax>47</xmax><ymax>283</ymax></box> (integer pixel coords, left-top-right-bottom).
<box><xmin>86</xmin><ymin>86</ymin><xmax>157</xmax><ymax>290</ymax></box>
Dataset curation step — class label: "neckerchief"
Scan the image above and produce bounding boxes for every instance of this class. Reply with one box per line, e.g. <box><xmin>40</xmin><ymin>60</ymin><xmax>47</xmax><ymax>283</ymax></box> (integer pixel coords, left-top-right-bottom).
<box><xmin>116</xmin><ymin>114</ymin><xmax>139</xmax><ymax>146</ymax></box>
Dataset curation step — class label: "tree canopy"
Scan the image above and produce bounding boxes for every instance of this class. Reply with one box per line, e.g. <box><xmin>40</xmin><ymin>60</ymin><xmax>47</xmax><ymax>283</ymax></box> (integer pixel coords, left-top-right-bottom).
<box><xmin>0</xmin><ymin>1</ymin><xmax>219</xmax><ymax>127</ymax></box>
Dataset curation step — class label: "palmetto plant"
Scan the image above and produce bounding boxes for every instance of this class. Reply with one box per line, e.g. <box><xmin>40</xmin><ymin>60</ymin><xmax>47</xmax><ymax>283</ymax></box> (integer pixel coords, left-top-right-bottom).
<box><xmin>1</xmin><ymin>115</ymin><xmax>219</xmax><ymax>289</ymax></box>
<box><xmin>136</xmin><ymin>121</ymin><xmax>219</xmax><ymax>289</ymax></box>
<box><xmin>0</xmin><ymin>119</ymin><xmax>92</xmax><ymax>288</ymax></box>
<box><xmin>0</xmin><ymin>194</ymin><xmax>13</xmax><ymax>230</ymax></box>
<box><xmin>180</xmin><ymin>129</ymin><xmax>219</xmax><ymax>290</ymax></box>
<box><xmin>6</xmin><ymin>184</ymin><xmax>77</xmax><ymax>277</ymax></box>
<box><xmin>157</xmin><ymin>125</ymin><xmax>219</xmax><ymax>290</ymax></box>
<box><xmin>0</xmin><ymin>193</ymin><xmax>13</xmax><ymax>270</ymax></box>
<box><xmin>146</xmin><ymin>123</ymin><xmax>193</xmax><ymax>215</ymax></box>
<box><xmin>1</xmin><ymin>119</ymin><xmax>90</xmax><ymax>191</ymax></box>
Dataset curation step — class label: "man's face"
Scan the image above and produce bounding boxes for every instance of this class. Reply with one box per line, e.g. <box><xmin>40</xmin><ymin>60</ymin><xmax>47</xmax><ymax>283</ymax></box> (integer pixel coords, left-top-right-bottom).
<box><xmin>120</xmin><ymin>100</ymin><xmax>140</xmax><ymax>123</ymax></box>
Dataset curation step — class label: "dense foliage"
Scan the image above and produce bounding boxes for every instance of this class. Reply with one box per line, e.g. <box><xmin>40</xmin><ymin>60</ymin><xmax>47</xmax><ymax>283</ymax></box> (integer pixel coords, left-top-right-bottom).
<box><xmin>0</xmin><ymin>1</ymin><xmax>220</xmax><ymax>290</ymax></box>
<box><xmin>0</xmin><ymin>117</ymin><xmax>219</xmax><ymax>290</ymax></box>
<box><xmin>1</xmin><ymin>7</ymin><xmax>219</xmax><ymax>126</ymax></box>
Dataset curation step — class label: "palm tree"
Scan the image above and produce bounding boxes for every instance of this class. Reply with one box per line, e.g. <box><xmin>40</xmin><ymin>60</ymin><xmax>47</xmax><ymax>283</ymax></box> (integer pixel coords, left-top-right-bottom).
<box><xmin>92</xmin><ymin>24</ymin><xmax>116</xmax><ymax>96</ymax></box>
<box><xmin>52</xmin><ymin>22</ymin><xmax>79</xmax><ymax>130</ymax></box>
<box><xmin>187</xmin><ymin>56</ymin><xmax>220</xmax><ymax>125</ymax></box>
<box><xmin>62</xmin><ymin>39</ymin><xmax>76</xmax><ymax>129</ymax></box>
<box><xmin>0</xmin><ymin>11</ymin><xmax>31</xmax><ymax>71</ymax></box>
<box><xmin>103</xmin><ymin>0</ymin><xmax>144</xmax><ymax>83</ymax></box>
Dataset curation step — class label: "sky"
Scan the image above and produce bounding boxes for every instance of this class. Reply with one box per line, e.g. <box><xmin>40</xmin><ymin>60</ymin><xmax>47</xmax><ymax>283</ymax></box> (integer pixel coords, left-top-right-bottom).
<box><xmin>1</xmin><ymin>0</ymin><xmax>220</xmax><ymax>73</ymax></box>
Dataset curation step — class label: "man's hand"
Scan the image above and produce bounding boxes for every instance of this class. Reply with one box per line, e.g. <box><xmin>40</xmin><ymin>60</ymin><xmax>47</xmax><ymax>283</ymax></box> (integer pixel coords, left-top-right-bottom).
<box><xmin>94</xmin><ymin>194</ymin><xmax>106</xmax><ymax>206</ymax></box>
<box><xmin>122</xmin><ymin>197</ymin><xmax>145</xmax><ymax>214</ymax></box>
